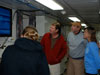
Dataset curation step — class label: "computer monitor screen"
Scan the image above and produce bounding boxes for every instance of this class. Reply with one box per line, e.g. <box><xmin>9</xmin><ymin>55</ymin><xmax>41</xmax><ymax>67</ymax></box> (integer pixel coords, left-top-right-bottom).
<box><xmin>0</xmin><ymin>6</ymin><xmax>12</xmax><ymax>37</ymax></box>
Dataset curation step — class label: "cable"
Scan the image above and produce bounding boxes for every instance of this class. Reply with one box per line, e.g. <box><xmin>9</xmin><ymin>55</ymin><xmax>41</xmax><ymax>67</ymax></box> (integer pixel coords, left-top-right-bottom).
<box><xmin>16</xmin><ymin>0</ymin><xmax>59</xmax><ymax>18</ymax></box>
<box><xmin>0</xmin><ymin>37</ymin><xmax>9</xmax><ymax>49</ymax></box>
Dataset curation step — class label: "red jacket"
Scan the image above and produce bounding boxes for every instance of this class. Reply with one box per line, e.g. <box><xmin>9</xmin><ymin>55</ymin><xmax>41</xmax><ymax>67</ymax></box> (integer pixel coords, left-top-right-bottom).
<box><xmin>41</xmin><ymin>33</ymin><xmax>67</xmax><ymax>65</ymax></box>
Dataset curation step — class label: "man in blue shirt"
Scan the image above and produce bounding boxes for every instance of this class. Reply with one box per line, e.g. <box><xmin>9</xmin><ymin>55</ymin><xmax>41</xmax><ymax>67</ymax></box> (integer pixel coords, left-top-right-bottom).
<box><xmin>67</xmin><ymin>22</ymin><xmax>87</xmax><ymax>75</ymax></box>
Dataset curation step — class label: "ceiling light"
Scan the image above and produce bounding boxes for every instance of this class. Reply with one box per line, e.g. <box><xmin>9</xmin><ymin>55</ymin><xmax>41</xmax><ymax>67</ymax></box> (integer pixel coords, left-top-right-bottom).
<box><xmin>35</xmin><ymin>0</ymin><xmax>63</xmax><ymax>10</ymax></box>
<box><xmin>99</xmin><ymin>10</ymin><xmax>100</xmax><ymax>14</ymax></box>
<box><xmin>68</xmin><ymin>17</ymin><xmax>80</xmax><ymax>22</ymax></box>
<box><xmin>61</xmin><ymin>10</ymin><xmax>66</xmax><ymax>15</ymax></box>
<box><xmin>81</xmin><ymin>23</ymin><xmax>87</xmax><ymax>28</ymax></box>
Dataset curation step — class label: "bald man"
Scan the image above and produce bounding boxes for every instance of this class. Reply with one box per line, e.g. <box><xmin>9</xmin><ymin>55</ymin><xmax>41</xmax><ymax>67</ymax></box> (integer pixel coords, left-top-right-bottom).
<box><xmin>66</xmin><ymin>22</ymin><xmax>87</xmax><ymax>75</ymax></box>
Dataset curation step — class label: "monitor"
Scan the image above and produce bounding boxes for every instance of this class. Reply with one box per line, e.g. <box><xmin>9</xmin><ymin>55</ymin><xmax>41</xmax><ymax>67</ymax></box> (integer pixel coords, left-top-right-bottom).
<box><xmin>0</xmin><ymin>6</ymin><xmax>12</xmax><ymax>37</ymax></box>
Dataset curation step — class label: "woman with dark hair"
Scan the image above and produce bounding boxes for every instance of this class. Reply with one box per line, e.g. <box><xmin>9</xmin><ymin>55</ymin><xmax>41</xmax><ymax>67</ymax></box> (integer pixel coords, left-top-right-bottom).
<box><xmin>84</xmin><ymin>27</ymin><xmax>100</xmax><ymax>75</ymax></box>
<box><xmin>0</xmin><ymin>26</ymin><xmax>50</xmax><ymax>75</ymax></box>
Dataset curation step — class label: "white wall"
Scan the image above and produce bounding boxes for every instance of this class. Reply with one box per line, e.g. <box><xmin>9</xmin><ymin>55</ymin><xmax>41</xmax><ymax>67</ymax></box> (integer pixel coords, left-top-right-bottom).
<box><xmin>36</xmin><ymin>15</ymin><xmax>57</xmax><ymax>36</ymax></box>
<box><xmin>45</xmin><ymin>16</ymin><xmax>57</xmax><ymax>33</ymax></box>
<box><xmin>96</xmin><ymin>31</ymin><xmax>100</xmax><ymax>43</ymax></box>
<box><xmin>23</xmin><ymin>15</ymin><xmax>29</xmax><ymax>29</ymax></box>
<box><xmin>36</xmin><ymin>16</ymin><xmax>45</xmax><ymax>36</ymax></box>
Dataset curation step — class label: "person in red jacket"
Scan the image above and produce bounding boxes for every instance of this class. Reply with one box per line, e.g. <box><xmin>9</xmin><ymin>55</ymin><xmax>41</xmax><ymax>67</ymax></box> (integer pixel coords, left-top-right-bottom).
<box><xmin>41</xmin><ymin>22</ymin><xmax>68</xmax><ymax>75</ymax></box>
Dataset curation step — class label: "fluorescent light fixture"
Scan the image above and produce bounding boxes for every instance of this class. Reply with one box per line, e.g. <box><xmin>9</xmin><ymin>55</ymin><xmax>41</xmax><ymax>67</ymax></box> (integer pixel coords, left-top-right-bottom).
<box><xmin>35</xmin><ymin>0</ymin><xmax>63</xmax><ymax>10</ymax></box>
<box><xmin>82</xmin><ymin>29</ymin><xmax>84</xmax><ymax>32</ymax></box>
<box><xmin>81</xmin><ymin>23</ymin><xmax>87</xmax><ymax>28</ymax></box>
<box><xmin>68</xmin><ymin>17</ymin><xmax>80</xmax><ymax>22</ymax></box>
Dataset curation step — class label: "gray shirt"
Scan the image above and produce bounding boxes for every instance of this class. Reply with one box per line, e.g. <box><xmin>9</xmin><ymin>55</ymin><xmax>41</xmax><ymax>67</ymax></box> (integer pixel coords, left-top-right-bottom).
<box><xmin>67</xmin><ymin>31</ymin><xmax>87</xmax><ymax>58</ymax></box>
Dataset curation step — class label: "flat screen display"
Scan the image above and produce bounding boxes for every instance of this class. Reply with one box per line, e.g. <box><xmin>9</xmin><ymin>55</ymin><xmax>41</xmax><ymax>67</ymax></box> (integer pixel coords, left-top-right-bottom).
<box><xmin>0</xmin><ymin>6</ymin><xmax>12</xmax><ymax>37</ymax></box>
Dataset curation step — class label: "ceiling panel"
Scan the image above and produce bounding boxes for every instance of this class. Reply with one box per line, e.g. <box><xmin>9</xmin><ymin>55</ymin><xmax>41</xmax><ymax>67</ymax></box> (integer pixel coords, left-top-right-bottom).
<box><xmin>0</xmin><ymin>0</ymin><xmax>100</xmax><ymax>26</ymax></box>
<box><xmin>56</xmin><ymin>0</ymin><xmax>100</xmax><ymax>25</ymax></box>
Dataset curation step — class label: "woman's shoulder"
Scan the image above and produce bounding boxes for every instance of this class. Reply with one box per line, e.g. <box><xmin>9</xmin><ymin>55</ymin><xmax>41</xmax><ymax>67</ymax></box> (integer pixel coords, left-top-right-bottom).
<box><xmin>88</xmin><ymin>42</ymin><xmax>98</xmax><ymax>49</ymax></box>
